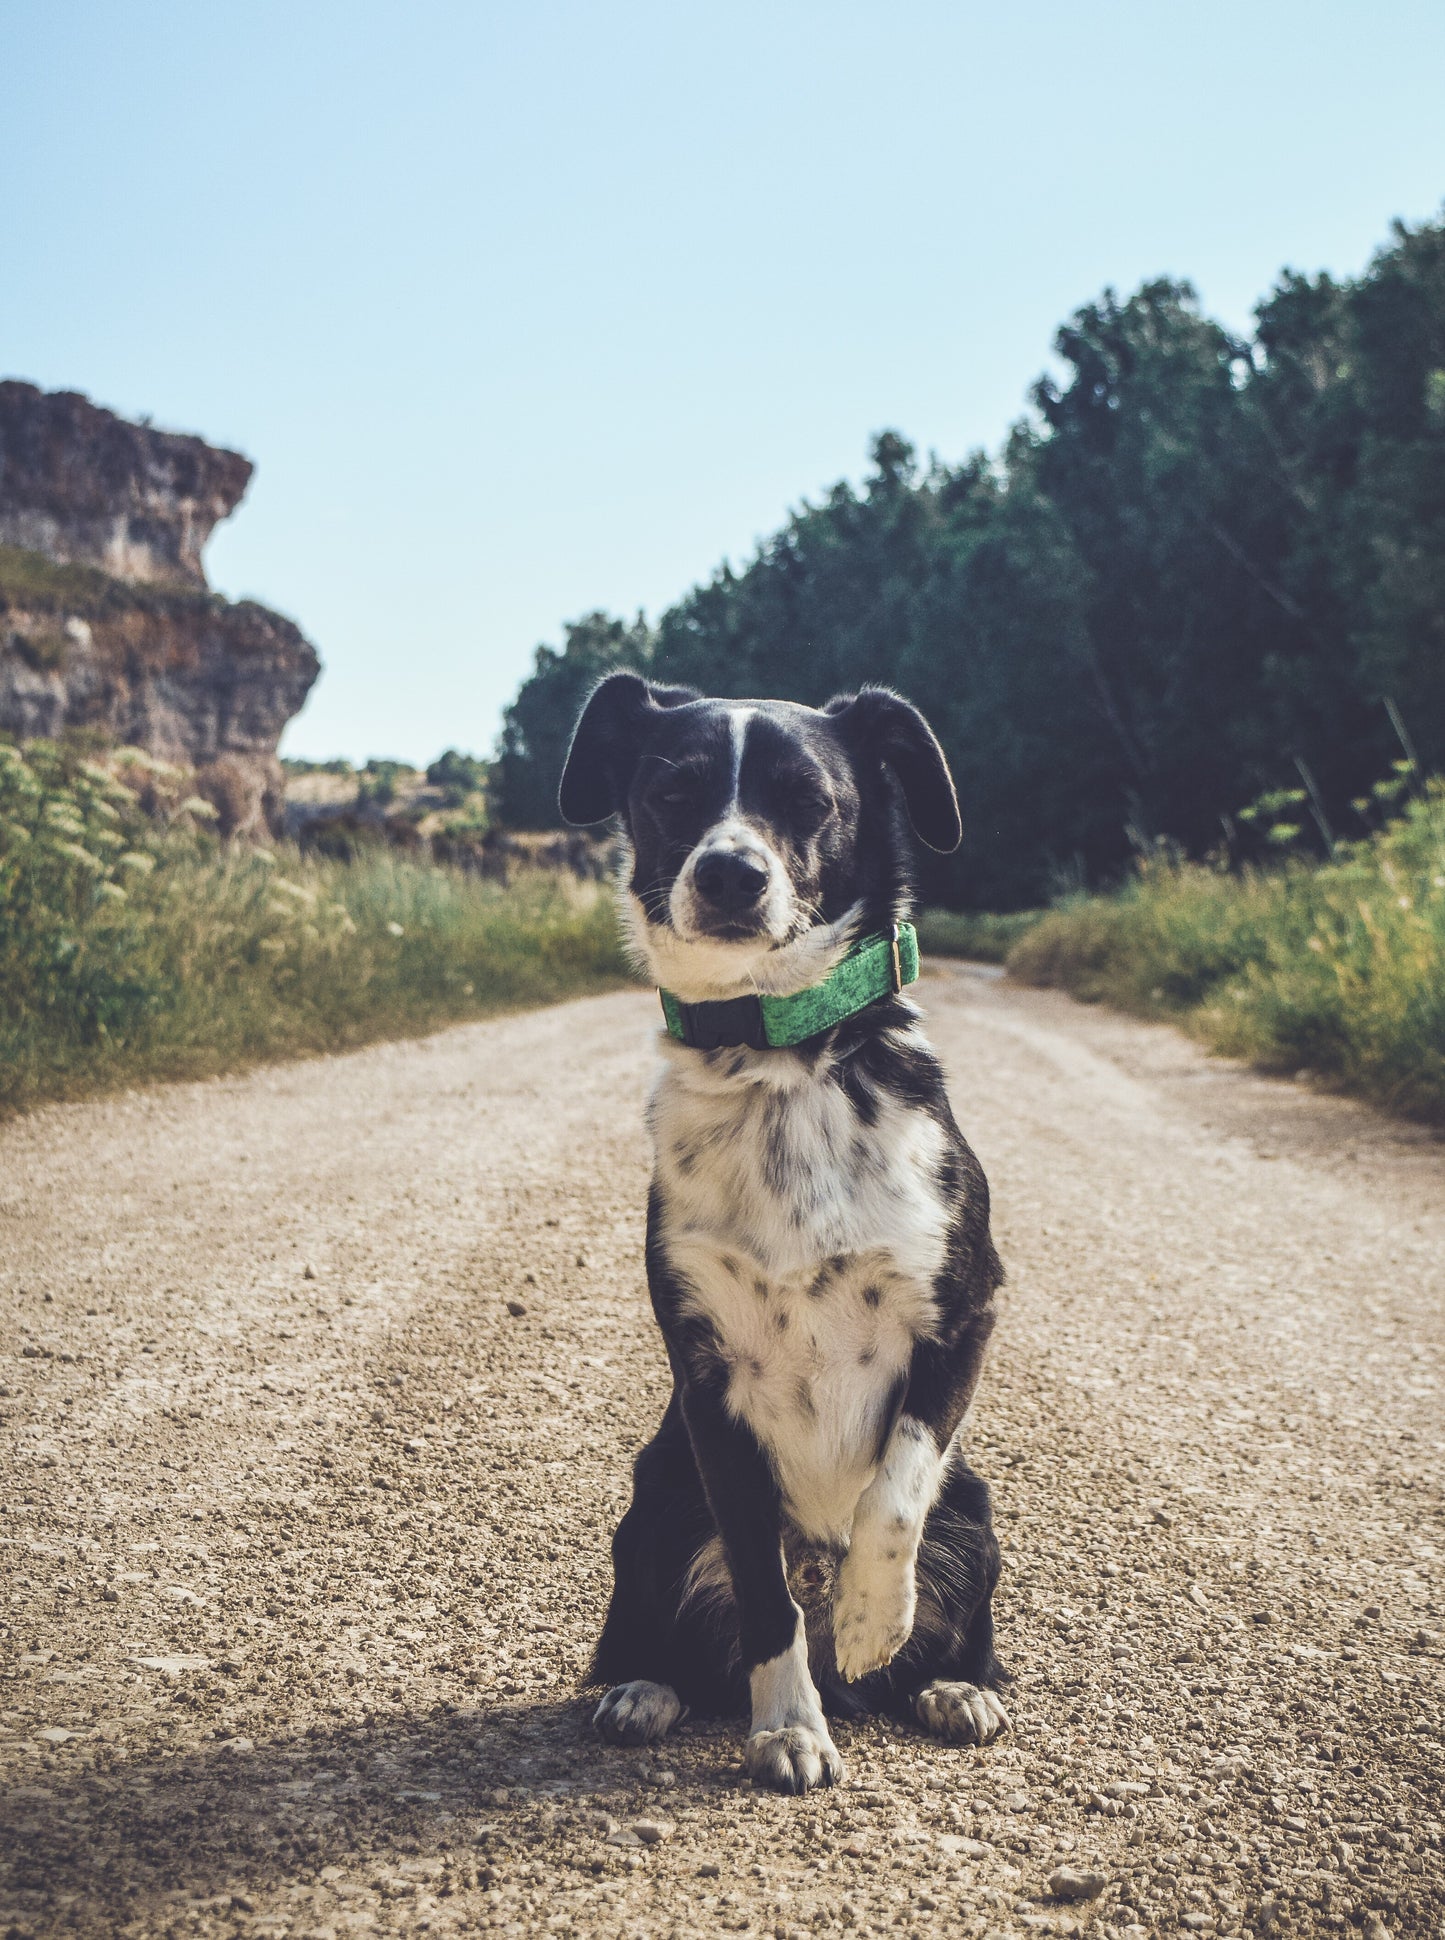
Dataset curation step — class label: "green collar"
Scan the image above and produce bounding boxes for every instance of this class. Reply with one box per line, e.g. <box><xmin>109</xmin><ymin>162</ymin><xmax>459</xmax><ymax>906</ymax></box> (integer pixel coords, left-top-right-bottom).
<box><xmin>659</xmin><ymin>922</ymin><xmax>919</xmax><ymax>1051</ymax></box>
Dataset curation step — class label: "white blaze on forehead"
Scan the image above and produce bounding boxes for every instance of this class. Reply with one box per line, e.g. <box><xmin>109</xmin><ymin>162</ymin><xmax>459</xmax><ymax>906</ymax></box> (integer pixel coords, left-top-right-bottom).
<box><xmin>728</xmin><ymin>705</ymin><xmax>756</xmax><ymax>804</ymax></box>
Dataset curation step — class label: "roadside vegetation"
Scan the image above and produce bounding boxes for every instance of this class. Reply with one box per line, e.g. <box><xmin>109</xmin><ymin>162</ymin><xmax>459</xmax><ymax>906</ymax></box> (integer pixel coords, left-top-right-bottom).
<box><xmin>1004</xmin><ymin>778</ymin><xmax>1445</xmax><ymax>1125</ymax></box>
<box><xmin>0</xmin><ymin>739</ymin><xmax>630</xmax><ymax>1115</ymax></box>
<box><xmin>915</xmin><ymin>908</ymin><xmax>1043</xmax><ymax>964</ymax></box>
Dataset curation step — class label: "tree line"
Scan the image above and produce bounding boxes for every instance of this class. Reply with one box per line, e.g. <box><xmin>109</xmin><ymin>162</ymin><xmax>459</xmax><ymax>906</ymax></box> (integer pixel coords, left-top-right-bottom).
<box><xmin>494</xmin><ymin>210</ymin><xmax>1445</xmax><ymax>909</ymax></box>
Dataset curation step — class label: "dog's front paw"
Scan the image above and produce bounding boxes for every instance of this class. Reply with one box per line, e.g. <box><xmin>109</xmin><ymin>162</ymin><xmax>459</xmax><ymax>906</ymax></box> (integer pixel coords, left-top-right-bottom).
<box><xmin>745</xmin><ymin>1724</ymin><xmax>843</xmax><ymax>1794</ymax></box>
<box><xmin>593</xmin><ymin>1680</ymin><xmax>685</xmax><ymax>1746</ymax></box>
<box><xmin>914</xmin><ymin>1679</ymin><xmax>1009</xmax><ymax>1745</ymax></box>
<box><xmin>832</xmin><ymin>1550</ymin><xmax>916</xmax><ymax>1682</ymax></box>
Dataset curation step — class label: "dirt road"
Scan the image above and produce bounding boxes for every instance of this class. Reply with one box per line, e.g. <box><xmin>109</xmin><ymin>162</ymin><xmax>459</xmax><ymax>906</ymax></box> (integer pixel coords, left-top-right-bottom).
<box><xmin>2</xmin><ymin>967</ymin><xmax>1443</xmax><ymax>1939</ymax></box>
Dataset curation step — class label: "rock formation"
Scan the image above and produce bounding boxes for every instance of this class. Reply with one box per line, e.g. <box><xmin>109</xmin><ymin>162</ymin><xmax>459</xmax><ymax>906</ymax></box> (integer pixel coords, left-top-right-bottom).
<box><xmin>0</xmin><ymin>382</ymin><xmax>319</xmax><ymax>836</ymax></box>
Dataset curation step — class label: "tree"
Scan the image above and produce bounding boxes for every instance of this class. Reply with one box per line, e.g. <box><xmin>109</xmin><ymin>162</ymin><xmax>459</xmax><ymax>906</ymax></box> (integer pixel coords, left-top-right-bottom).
<box><xmin>493</xmin><ymin>209</ymin><xmax>1445</xmax><ymax>903</ymax></box>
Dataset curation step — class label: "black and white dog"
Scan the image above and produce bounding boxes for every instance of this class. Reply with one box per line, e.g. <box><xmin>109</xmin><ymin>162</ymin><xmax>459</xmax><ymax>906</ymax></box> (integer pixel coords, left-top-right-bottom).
<box><xmin>559</xmin><ymin>676</ymin><xmax>1007</xmax><ymax>1794</ymax></box>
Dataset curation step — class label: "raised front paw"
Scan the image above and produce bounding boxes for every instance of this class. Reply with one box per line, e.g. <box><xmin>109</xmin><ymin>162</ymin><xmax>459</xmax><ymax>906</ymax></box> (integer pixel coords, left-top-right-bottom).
<box><xmin>914</xmin><ymin>1679</ymin><xmax>1009</xmax><ymax>1745</ymax></box>
<box><xmin>832</xmin><ymin>1551</ymin><xmax>916</xmax><ymax>1682</ymax></box>
<box><xmin>593</xmin><ymin>1680</ymin><xmax>685</xmax><ymax>1745</ymax></box>
<box><xmin>745</xmin><ymin>1723</ymin><xmax>844</xmax><ymax>1794</ymax></box>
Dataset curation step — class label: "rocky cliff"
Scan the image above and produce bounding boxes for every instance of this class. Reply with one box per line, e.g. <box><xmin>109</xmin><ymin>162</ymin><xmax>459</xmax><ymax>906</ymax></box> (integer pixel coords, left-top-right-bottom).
<box><xmin>0</xmin><ymin>383</ymin><xmax>319</xmax><ymax>835</ymax></box>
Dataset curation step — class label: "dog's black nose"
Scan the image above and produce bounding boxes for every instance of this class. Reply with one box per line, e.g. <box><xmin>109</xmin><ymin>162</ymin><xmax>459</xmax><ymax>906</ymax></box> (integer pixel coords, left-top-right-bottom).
<box><xmin>694</xmin><ymin>849</ymin><xmax>769</xmax><ymax>910</ymax></box>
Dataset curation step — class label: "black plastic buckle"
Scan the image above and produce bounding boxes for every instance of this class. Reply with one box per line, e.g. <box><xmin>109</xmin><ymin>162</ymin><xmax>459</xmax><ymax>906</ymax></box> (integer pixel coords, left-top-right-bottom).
<box><xmin>673</xmin><ymin>993</ymin><xmax>768</xmax><ymax>1051</ymax></box>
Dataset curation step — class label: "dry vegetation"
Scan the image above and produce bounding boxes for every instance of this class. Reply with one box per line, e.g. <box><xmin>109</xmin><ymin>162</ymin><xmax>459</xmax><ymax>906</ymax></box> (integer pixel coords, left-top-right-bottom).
<box><xmin>0</xmin><ymin>738</ymin><xmax>630</xmax><ymax>1115</ymax></box>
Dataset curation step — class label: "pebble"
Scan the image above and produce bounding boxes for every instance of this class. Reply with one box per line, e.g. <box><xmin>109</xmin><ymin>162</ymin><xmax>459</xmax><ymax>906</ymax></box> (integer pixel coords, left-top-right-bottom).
<box><xmin>36</xmin><ymin>1727</ymin><xmax>77</xmax><ymax>1744</ymax></box>
<box><xmin>629</xmin><ymin>1819</ymin><xmax>674</xmax><ymax>1845</ymax></box>
<box><xmin>1047</xmin><ymin>1867</ymin><xmax>1107</xmax><ymax>1903</ymax></box>
<box><xmin>937</xmin><ymin>1834</ymin><xmax>991</xmax><ymax>1859</ymax></box>
<box><xmin>505</xmin><ymin>1298</ymin><xmax>528</xmax><ymax>1318</ymax></box>
<box><xmin>302</xmin><ymin>1263</ymin><xmax>317</xmax><ymax>1280</ymax></box>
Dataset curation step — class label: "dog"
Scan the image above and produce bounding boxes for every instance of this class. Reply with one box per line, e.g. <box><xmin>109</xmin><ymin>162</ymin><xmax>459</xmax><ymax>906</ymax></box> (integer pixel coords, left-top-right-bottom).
<box><xmin>558</xmin><ymin>675</ymin><xmax>1008</xmax><ymax>1794</ymax></box>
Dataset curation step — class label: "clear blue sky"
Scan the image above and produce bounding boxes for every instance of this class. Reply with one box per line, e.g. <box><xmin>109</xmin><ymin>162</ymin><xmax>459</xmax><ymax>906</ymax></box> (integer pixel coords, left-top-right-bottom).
<box><xmin>3</xmin><ymin>1</ymin><xmax>1442</xmax><ymax>764</ymax></box>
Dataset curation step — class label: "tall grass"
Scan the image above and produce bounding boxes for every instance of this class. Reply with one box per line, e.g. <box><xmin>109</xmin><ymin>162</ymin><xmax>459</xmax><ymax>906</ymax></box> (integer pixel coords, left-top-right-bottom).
<box><xmin>915</xmin><ymin>907</ymin><xmax>1044</xmax><ymax>964</ymax></box>
<box><xmin>1007</xmin><ymin>782</ymin><xmax>1445</xmax><ymax>1124</ymax></box>
<box><xmin>0</xmin><ymin>739</ymin><xmax>631</xmax><ymax>1114</ymax></box>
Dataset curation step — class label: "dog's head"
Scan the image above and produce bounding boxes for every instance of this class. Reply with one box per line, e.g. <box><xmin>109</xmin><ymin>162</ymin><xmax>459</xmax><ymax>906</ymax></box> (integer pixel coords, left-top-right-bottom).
<box><xmin>558</xmin><ymin>676</ymin><xmax>960</xmax><ymax>1001</ymax></box>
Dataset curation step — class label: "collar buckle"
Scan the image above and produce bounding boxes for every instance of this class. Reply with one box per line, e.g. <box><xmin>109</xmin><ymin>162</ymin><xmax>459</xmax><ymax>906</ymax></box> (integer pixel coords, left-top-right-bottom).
<box><xmin>888</xmin><ymin>921</ymin><xmax>903</xmax><ymax>994</ymax></box>
<box><xmin>667</xmin><ymin>992</ymin><xmax>768</xmax><ymax>1051</ymax></box>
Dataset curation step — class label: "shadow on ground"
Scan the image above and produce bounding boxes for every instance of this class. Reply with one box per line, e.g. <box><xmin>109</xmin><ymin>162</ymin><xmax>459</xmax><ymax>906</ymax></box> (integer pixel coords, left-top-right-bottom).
<box><xmin>0</xmin><ymin>1695</ymin><xmax>747</xmax><ymax>1933</ymax></box>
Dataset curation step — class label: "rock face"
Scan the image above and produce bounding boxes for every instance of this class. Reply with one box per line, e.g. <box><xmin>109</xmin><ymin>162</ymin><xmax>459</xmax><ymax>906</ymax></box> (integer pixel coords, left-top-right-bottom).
<box><xmin>0</xmin><ymin>381</ymin><xmax>254</xmax><ymax>587</ymax></box>
<box><xmin>0</xmin><ymin>383</ymin><xmax>319</xmax><ymax>835</ymax></box>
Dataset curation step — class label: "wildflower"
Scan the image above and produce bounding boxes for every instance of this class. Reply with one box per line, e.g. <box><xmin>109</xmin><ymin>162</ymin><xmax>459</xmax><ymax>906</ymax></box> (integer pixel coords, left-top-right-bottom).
<box><xmin>386</xmin><ymin>921</ymin><xmax>405</xmax><ymax>937</ymax></box>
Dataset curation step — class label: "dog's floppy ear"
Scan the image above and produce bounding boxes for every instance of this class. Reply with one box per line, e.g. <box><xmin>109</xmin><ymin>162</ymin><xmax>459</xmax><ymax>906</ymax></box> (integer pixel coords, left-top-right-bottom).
<box><xmin>558</xmin><ymin>672</ymin><xmax>698</xmax><ymax>825</ymax></box>
<box><xmin>824</xmin><ymin>686</ymin><xmax>961</xmax><ymax>853</ymax></box>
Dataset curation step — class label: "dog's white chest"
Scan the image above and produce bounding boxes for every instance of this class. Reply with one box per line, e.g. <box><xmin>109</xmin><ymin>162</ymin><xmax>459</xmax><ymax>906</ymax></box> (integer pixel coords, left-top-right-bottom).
<box><xmin>651</xmin><ymin>1048</ymin><xmax>950</xmax><ymax>1540</ymax></box>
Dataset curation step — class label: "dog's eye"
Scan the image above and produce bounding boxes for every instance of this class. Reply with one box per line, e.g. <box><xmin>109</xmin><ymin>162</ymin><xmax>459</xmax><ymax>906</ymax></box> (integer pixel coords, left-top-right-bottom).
<box><xmin>791</xmin><ymin>787</ymin><xmax>832</xmax><ymax>831</ymax></box>
<box><xmin>658</xmin><ymin>788</ymin><xmax>695</xmax><ymax>808</ymax></box>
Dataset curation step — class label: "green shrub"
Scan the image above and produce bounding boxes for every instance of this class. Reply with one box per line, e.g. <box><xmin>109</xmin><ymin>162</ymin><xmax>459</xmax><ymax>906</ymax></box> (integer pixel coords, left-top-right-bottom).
<box><xmin>1007</xmin><ymin>783</ymin><xmax>1445</xmax><ymax>1123</ymax></box>
<box><xmin>915</xmin><ymin>908</ymin><xmax>1044</xmax><ymax>964</ymax></box>
<box><xmin>0</xmin><ymin>739</ymin><xmax>630</xmax><ymax>1114</ymax></box>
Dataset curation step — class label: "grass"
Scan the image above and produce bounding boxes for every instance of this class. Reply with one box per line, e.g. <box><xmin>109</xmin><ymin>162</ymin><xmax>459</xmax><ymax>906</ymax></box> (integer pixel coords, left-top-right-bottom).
<box><xmin>915</xmin><ymin>907</ymin><xmax>1045</xmax><ymax>964</ymax></box>
<box><xmin>0</xmin><ymin>543</ymin><xmax>213</xmax><ymax>619</ymax></box>
<box><xmin>0</xmin><ymin>739</ymin><xmax>632</xmax><ymax>1115</ymax></box>
<box><xmin>1006</xmin><ymin>782</ymin><xmax>1445</xmax><ymax>1125</ymax></box>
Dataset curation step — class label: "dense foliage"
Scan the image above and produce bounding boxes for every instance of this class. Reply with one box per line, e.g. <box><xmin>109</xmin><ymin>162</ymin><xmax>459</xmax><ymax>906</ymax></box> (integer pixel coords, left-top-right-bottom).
<box><xmin>0</xmin><ymin>739</ymin><xmax>627</xmax><ymax>1114</ymax></box>
<box><xmin>1008</xmin><ymin>781</ymin><xmax>1445</xmax><ymax>1124</ymax></box>
<box><xmin>495</xmin><ymin>212</ymin><xmax>1445</xmax><ymax>910</ymax></box>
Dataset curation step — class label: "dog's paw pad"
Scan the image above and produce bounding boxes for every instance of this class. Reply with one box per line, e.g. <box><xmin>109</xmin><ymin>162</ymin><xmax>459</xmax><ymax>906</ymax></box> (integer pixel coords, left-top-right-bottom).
<box><xmin>745</xmin><ymin>1724</ymin><xmax>844</xmax><ymax>1794</ymax></box>
<box><xmin>914</xmin><ymin>1679</ymin><xmax>1009</xmax><ymax>1745</ymax></box>
<box><xmin>593</xmin><ymin>1680</ymin><xmax>684</xmax><ymax>1746</ymax></box>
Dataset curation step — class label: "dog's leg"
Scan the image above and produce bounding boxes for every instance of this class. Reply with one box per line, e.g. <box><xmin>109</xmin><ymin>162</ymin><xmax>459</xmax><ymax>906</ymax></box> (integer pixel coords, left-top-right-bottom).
<box><xmin>681</xmin><ymin>1381</ymin><xmax>843</xmax><ymax>1794</ymax></box>
<box><xmin>833</xmin><ymin>1316</ymin><xmax>994</xmax><ymax>1683</ymax></box>
<box><xmin>833</xmin><ymin>1414</ymin><xmax>939</xmax><ymax>1680</ymax></box>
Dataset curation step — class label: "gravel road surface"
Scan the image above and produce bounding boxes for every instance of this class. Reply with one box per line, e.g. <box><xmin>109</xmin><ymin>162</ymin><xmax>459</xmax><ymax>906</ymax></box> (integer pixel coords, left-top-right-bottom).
<box><xmin>2</xmin><ymin>967</ymin><xmax>1443</xmax><ymax>1939</ymax></box>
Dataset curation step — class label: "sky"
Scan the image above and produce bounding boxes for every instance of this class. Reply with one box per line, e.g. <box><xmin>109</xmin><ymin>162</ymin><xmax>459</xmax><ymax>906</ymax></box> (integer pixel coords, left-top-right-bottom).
<box><xmin>3</xmin><ymin>1</ymin><xmax>1443</xmax><ymax>766</ymax></box>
